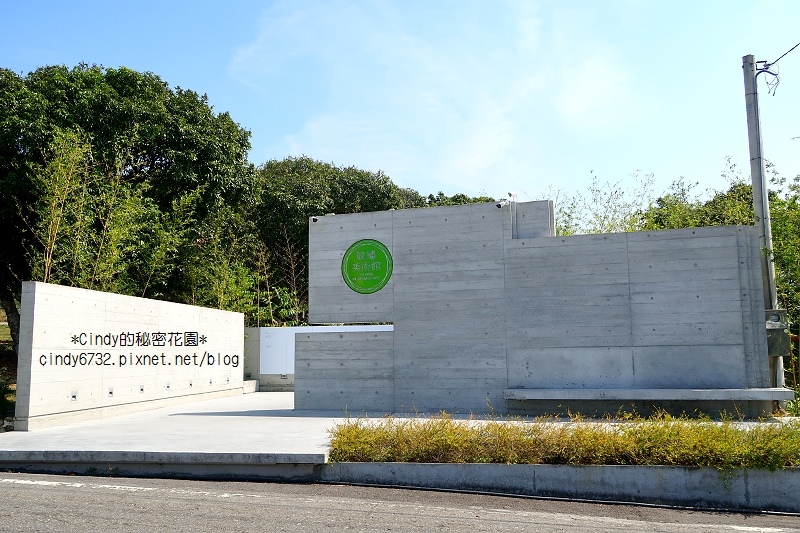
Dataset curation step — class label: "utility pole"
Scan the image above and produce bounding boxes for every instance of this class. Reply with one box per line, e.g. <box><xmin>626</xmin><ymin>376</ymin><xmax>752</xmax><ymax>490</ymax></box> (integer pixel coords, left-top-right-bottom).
<box><xmin>742</xmin><ymin>55</ymin><xmax>778</xmax><ymax>309</ymax></box>
<box><xmin>742</xmin><ymin>54</ymin><xmax>783</xmax><ymax>389</ymax></box>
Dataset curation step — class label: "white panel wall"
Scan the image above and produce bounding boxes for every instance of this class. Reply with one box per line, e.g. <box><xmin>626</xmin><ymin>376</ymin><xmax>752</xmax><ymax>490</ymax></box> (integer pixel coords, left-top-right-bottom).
<box><xmin>15</xmin><ymin>282</ymin><xmax>244</xmax><ymax>430</ymax></box>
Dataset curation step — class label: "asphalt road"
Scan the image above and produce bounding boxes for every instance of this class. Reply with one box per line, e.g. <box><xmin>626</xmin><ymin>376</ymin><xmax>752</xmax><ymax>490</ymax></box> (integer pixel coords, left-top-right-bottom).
<box><xmin>1</xmin><ymin>472</ymin><xmax>799</xmax><ymax>532</ymax></box>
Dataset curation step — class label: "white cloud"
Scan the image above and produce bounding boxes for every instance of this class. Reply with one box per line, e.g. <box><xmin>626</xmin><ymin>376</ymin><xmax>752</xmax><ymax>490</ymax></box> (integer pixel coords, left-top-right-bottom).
<box><xmin>229</xmin><ymin>1</ymin><xmax>651</xmax><ymax>196</ymax></box>
<box><xmin>554</xmin><ymin>51</ymin><xmax>647</xmax><ymax>135</ymax></box>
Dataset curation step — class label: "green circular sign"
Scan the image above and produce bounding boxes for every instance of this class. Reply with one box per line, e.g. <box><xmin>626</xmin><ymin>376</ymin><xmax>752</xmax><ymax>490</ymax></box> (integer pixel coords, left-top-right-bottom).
<box><xmin>341</xmin><ymin>239</ymin><xmax>393</xmax><ymax>294</ymax></box>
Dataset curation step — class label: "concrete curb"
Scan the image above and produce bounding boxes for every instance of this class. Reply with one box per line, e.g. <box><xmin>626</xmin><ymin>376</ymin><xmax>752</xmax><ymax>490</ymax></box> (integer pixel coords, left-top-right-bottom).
<box><xmin>2</xmin><ymin>452</ymin><xmax>798</xmax><ymax>512</ymax></box>
<box><xmin>0</xmin><ymin>451</ymin><xmax>326</xmax><ymax>482</ymax></box>
<box><xmin>322</xmin><ymin>463</ymin><xmax>800</xmax><ymax>513</ymax></box>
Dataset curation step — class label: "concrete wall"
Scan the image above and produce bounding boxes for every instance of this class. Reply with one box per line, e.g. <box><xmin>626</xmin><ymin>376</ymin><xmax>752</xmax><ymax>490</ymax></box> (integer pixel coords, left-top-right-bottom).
<box><xmin>308</xmin><ymin>201</ymin><xmax>554</xmax><ymax>325</ymax></box>
<box><xmin>244</xmin><ymin>325</ymin><xmax>392</xmax><ymax>392</ymax></box>
<box><xmin>15</xmin><ymin>282</ymin><xmax>244</xmax><ymax>430</ymax></box>
<box><xmin>298</xmin><ymin>201</ymin><xmax>783</xmax><ymax>415</ymax></box>
<box><xmin>295</xmin><ymin>330</ymin><xmax>395</xmax><ymax>411</ymax></box>
<box><xmin>503</xmin><ymin>226</ymin><xmax>769</xmax><ymax>391</ymax></box>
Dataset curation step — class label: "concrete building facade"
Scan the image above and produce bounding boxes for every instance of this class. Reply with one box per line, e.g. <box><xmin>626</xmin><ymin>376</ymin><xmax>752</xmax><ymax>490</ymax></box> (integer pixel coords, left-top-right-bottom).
<box><xmin>296</xmin><ymin>200</ymin><xmax>792</xmax><ymax>416</ymax></box>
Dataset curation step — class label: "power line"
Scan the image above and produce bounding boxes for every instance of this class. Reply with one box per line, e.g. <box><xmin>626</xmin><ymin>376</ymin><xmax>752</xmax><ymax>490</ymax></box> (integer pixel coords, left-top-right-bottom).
<box><xmin>756</xmin><ymin>42</ymin><xmax>800</xmax><ymax>96</ymax></box>
<box><xmin>765</xmin><ymin>41</ymin><xmax>800</xmax><ymax>69</ymax></box>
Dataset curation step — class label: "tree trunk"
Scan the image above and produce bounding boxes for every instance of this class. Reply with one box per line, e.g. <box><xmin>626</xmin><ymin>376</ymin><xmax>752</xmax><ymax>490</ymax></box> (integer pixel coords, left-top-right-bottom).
<box><xmin>0</xmin><ymin>283</ymin><xmax>20</xmax><ymax>356</ymax></box>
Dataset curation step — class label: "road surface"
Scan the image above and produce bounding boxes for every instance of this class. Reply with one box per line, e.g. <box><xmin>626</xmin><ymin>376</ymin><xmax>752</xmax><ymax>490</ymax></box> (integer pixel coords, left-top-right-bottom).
<box><xmin>0</xmin><ymin>472</ymin><xmax>798</xmax><ymax>532</ymax></box>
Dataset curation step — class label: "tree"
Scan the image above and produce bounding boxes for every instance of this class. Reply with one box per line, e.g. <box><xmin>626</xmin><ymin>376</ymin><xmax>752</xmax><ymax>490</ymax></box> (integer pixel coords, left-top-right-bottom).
<box><xmin>553</xmin><ymin>173</ymin><xmax>654</xmax><ymax>236</ymax></box>
<box><xmin>769</xmin><ymin>175</ymin><xmax>800</xmax><ymax>325</ymax></box>
<box><xmin>0</xmin><ymin>64</ymin><xmax>254</xmax><ymax>351</ymax></box>
<box><xmin>250</xmin><ymin>156</ymin><xmax>412</xmax><ymax>324</ymax></box>
<box><xmin>423</xmin><ymin>191</ymin><xmax>495</xmax><ymax>207</ymax></box>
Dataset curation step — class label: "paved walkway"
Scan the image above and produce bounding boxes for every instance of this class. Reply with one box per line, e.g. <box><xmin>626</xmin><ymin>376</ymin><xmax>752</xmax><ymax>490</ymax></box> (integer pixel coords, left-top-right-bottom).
<box><xmin>2</xmin><ymin>393</ymin><xmax>800</xmax><ymax>512</ymax></box>
<box><xmin>0</xmin><ymin>393</ymin><xmax>343</xmax><ymax>459</ymax></box>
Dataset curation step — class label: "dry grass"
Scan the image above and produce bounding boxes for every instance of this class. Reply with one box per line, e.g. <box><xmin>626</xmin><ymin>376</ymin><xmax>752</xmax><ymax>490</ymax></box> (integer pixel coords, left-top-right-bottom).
<box><xmin>328</xmin><ymin>412</ymin><xmax>800</xmax><ymax>470</ymax></box>
<box><xmin>0</xmin><ymin>322</ymin><xmax>10</xmax><ymax>344</ymax></box>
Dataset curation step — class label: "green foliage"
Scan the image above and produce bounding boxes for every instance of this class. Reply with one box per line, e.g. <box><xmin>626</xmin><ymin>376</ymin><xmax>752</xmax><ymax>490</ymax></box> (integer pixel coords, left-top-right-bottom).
<box><xmin>0</xmin><ymin>58</ymin><xmax>487</xmax><ymax>336</ymax></box>
<box><xmin>249</xmin><ymin>156</ymin><xmax>421</xmax><ymax>325</ymax></box>
<box><xmin>638</xmin><ymin>182</ymin><xmax>755</xmax><ymax>230</ymax></box>
<box><xmin>423</xmin><ymin>191</ymin><xmax>495</xmax><ymax>207</ymax></box>
<box><xmin>329</xmin><ymin>413</ymin><xmax>800</xmax><ymax>470</ymax></box>
<box><xmin>28</xmin><ymin>128</ymin><xmax>95</xmax><ymax>284</ymax></box>
<box><xmin>638</xmin><ymin>173</ymin><xmax>800</xmax><ymax>330</ymax></box>
<box><xmin>26</xmin><ymin>129</ymin><xmax>168</xmax><ymax>296</ymax></box>
<box><xmin>786</xmin><ymin>397</ymin><xmax>800</xmax><ymax>417</ymax></box>
<box><xmin>553</xmin><ymin>173</ymin><xmax>653</xmax><ymax>236</ymax></box>
<box><xmin>770</xmin><ymin>175</ymin><xmax>800</xmax><ymax>325</ymax></box>
<box><xmin>0</xmin><ymin>64</ymin><xmax>254</xmax><ymax>347</ymax></box>
<box><xmin>0</xmin><ymin>321</ymin><xmax>13</xmax><ymax>415</ymax></box>
<box><xmin>636</xmin><ymin>179</ymin><xmax>704</xmax><ymax>230</ymax></box>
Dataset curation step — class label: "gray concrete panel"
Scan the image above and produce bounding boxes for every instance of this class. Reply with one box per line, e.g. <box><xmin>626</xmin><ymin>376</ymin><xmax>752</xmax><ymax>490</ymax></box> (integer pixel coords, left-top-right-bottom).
<box><xmin>737</xmin><ymin>226</ymin><xmax>770</xmax><ymax>387</ymax></box>
<box><xmin>507</xmin><ymin>347</ymin><xmax>635</xmax><ymax>389</ymax></box>
<box><xmin>630</xmin><ymin>288</ymin><xmax>743</xmax><ymax>306</ymax></box>
<box><xmin>631</xmin><ymin>345</ymin><xmax>747</xmax><ymax>388</ymax></box>
<box><xmin>507</xmin><ymin>334</ymin><xmax>634</xmax><ymax>349</ymax></box>
<box><xmin>295</xmin><ymin>331</ymin><xmax>394</xmax><ymax>411</ymax></box>
<box><xmin>391</xmin><ymin>204</ymin><xmax>506</xmax><ymax>413</ymax></box>
<box><xmin>629</xmin><ymin>278</ymin><xmax>745</xmax><ymax>295</ymax></box>
<box><xmin>308</xmin><ymin>210</ymin><xmax>394</xmax><ymax>324</ymax></box>
<box><xmin>508</xmin><ymin>231</ymin><xmax>627</xmax><ymax>248</ymax></box>
<box><xmin>503</xmin><ymin>388</ymin><xmax>794</xmax><ymax>401</ymax></box>
<box><xmin>294</xmin><ymin>383</ymin><xmax>394</xmax><ymax>412</ymax></box>
<box><xmin>505</xmin><ymin>284</ymin><xmax>632</xmax><ymax>302</ymax></box>
<box><xmin>625</xmin><ymin>226</ymin><xmax>741</xmax><ymax>247</ymax></box>
<box><xmin>393</xmin><ymin>272</ymin><xmax>505</xmax><ymax>292</ymax></box>
<box><xmin>392</xmin><ymin>353</ymin><xmax>507</xmax><ymax>372</ymax></box>
<box><xmin>393</xmin><ymin>380</ymin><xmax>507</xmax><ymax>413</ymax></box>
<box><xmin>629</xmin><ymin>267</ymin><xmax>741</xmax><ymax>285</ymax></box>
<box><xmin>506</xmin><ymin>307</ymin><xmax>632</xmax><ymax>328</ymax></box>
<box><xmin>320</xmin><ymin>463</ymin><xmax>800</xmax><ymax>512</ymax></box>
<box><xmin>392</xmin><ymin>317</ymin><xmax>508</xmax><ymax>338</ymax></box>
<box><xmin>16</xmin><ymin>282</ymin><xmax>243</xmax><ymax>430</ymax></box>
<box><xmin>630</xmin><ymin>307</ymin><xmax>745</xmax><ymax>325</ymax></box>
<box><xmin>514</xmin><ymin>200</ymin><xmax>554</xmax><ymax>238</ymax></box>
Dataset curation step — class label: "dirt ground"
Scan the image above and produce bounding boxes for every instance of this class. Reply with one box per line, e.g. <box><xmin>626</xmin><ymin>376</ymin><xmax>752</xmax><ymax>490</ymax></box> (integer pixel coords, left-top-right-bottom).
<box><xmin>0</xmin><ymin>350</ymin><xmax>16</xmax><ymax>385</ymax></box>
<box><xmin>0</xmin><ymin>320</ymin><xmax>16</xmax><ymax>416</ymax></box>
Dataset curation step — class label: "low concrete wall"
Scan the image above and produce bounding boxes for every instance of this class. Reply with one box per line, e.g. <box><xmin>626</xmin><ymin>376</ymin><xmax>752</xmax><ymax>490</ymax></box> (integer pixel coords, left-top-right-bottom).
<box><xmin>0</xmin><ymin>450</ymin><xmax>323</xmax><ymax>482</ymax></box>
<box><xmin>15</xmin><ymin>282</ymin><xmax>244</xmax><ymax>430</ymax></box>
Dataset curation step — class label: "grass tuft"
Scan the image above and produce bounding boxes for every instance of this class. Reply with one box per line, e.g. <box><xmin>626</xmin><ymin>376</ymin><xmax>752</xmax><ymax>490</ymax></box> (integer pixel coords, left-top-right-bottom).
<box><xmin>328</xmin><ymin>412</ymin><xmax>800</xmax><ymax>470</ymax></box>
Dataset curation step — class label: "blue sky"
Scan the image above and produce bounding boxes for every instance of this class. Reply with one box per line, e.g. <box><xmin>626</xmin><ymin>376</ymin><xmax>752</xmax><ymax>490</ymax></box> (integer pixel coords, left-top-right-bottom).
<box><xmin>3</xmin><ymin>1</ymin><xmax>799</xmax><ymax>200</ymax></box>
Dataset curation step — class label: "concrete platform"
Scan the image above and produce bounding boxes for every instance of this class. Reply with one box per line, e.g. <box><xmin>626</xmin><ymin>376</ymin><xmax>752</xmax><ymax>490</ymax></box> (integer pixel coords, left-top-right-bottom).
<box><xmin>503</xmin><ymin>388</ymin><xmax>796</xmax><ymax>401</ymax></box>
<box><xmin>0</xmin><ymin>392</ymin><xmax>339</xmax><ymax>468</ymax></box>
